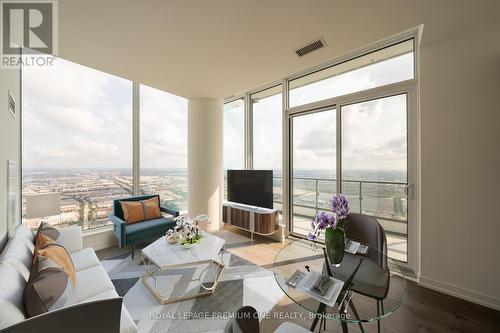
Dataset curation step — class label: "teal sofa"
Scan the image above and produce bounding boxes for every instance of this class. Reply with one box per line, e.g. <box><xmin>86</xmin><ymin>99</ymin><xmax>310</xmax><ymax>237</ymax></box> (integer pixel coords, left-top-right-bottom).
<box><xmin>109</xmin><ymin>195</ymin><xmax>179</xmax><ymax>258</ymax></box>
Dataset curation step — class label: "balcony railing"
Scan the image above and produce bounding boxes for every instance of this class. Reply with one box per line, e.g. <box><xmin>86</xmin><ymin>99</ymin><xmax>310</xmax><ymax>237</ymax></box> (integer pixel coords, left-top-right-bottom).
<box><xmin>272</xmin><ymin>176</ymin><xmax>408</xmax><ymax>224</ymax></box>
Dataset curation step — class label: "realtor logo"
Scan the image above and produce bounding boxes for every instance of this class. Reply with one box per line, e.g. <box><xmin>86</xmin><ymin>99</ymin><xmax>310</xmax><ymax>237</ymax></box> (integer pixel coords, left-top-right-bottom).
<box><xmin>1</xmin><ymin>1</ymin><xmax>57</xmax><ymax>68</ymax></box>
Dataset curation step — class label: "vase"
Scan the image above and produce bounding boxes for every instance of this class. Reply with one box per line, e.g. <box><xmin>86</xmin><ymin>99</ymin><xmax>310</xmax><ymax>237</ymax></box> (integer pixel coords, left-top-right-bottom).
<box><xmin>325</xmin><ymin>227</ymin><xmax>345</xmax><ymax>267</ymax></box>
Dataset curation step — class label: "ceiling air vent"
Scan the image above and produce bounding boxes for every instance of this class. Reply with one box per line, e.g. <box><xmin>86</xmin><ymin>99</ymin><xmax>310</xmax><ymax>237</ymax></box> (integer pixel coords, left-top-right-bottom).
<box><xmin>295</xmin><ymin>38</ymin><xmax>326</xmax><ymax>57</ymax></box>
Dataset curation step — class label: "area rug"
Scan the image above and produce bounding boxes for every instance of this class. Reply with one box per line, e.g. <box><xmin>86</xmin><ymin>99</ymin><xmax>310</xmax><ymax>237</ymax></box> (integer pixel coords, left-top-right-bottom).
<box><xmin>101</xmin><ymin>250</ymin><xmax>285</xmax><ymax>333</ymax></box>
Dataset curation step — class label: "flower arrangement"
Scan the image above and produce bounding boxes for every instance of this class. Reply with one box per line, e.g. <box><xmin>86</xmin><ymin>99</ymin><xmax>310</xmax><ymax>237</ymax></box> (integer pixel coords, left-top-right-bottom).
<box><xmin>165</xmin><ymin>215</ymin><xmax>210</xmax><ymax>246</ymax></box>
<box><xmin>308</xmin><ymin>194</ymin><xmax>349</xmax><ymax>265</ymax></box>
<box><xmin>308</xmin><ymin>194</ymin><xmax>349</xmax><ymax>241</ymax></box>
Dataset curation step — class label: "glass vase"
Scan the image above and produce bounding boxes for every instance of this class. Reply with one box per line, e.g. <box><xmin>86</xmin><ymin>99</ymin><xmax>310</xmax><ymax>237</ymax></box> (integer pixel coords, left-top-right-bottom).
<box><xmin>325</xmin><ymin>227</ymin><xmax>345</xmax><ymax>267</ymax></box>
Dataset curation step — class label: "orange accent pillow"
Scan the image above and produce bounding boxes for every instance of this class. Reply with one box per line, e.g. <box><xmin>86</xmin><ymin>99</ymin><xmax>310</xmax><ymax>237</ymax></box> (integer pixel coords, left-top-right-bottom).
<box><xmin>35</xmin><ymin>232</ymin><xmax>55</xmax><ymax>251</ymax></box>
<box><xmin>33</xmin><ymin>233</ymin><xmax>55</xmax><ymax>263</ymax></box>
<box><xmin>120</xmin><ymin>201</ymin><xmax>145</xmax><ymax>224</ymax></box>
<box><xmin>36</xmin><ymin>244</ymin><xmax>77</xmax><ymax>287</ymax></box>
<box><xmin>142</xmin><ymin>197</ymin><xmax>162</xmax><ymax>220</ymax></box>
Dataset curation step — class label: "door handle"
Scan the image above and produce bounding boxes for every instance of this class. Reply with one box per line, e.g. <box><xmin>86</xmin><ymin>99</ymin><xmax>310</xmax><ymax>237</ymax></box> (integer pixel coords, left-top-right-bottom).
<box><xmin>404</xmin><ymin>184</ymin><xmax>413</xmax><ymax>199</ymax></box>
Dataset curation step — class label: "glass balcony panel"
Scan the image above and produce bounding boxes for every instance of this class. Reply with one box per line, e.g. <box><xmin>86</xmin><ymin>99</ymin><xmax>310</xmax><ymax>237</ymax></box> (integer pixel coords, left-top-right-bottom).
<box><xmin>360</xmin><ymin>182</ymin><xmax>407</xmax><ymax>221</ymax></box>
<box><xmin>317</xmin><ymin>179</ymin><xmax>336</xmax><ymax>210</ymax></box>
<box><xmin>341</xmin><ymin>181</ymin><xmax>361</xmax><ymax>214</ymax></box>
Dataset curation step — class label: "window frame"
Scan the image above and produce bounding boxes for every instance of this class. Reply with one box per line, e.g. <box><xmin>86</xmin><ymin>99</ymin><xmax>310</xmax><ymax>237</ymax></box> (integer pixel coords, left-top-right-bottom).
<box><xmin>20</xmin><ymin>58</ymin><xmax>189</xmax><ymax>230</ymax></box>
<box><xmin>223</xmin><ymin>28</ymin><xmax>421</xmax><ymax>276</ymax></box>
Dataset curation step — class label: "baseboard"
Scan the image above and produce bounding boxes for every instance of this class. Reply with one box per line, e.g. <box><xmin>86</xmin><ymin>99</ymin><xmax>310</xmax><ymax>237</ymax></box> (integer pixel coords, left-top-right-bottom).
<box><xmin>418</xmin><ymin>275</ymin><xmax>500</xmax><ymax>311</ymax></box>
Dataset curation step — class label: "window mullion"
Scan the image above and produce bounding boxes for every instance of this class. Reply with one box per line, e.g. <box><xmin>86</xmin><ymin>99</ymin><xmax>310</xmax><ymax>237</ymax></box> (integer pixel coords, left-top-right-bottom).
<box><xmin>132</xmin><ymin>82</ymin><xmax>140</xmax><ymax>196</ymax></box>
<box><xmin>244</xmin><ymin>92</ymin><xmax>252</xmax><ymax>170</ymax></box>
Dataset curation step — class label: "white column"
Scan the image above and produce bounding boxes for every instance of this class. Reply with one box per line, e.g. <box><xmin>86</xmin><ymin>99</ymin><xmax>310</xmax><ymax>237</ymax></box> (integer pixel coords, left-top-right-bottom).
<box><xmin>188</xmin><ymin>98</ymin><xmax>223</xmax><ymax>232</ymax></box>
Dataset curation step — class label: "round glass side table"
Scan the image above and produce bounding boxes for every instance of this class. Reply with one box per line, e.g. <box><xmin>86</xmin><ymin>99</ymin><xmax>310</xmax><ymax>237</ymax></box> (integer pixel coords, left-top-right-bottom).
<box><xmin>273</xmin><ymin>239</ymin><xmax>406</xmax><ymax>332</ymax></box>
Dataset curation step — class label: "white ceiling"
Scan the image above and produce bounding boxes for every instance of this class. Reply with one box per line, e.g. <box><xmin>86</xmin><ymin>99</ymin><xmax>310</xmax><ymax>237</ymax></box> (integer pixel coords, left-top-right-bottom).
<box><xmin>57</xmin><ymin>0</ymin><xmax>492</xmax><ymax>99</ymax></box>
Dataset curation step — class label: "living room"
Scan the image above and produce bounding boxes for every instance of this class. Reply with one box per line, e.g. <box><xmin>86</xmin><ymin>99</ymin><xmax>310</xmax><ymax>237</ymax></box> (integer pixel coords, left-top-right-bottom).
<box><xmin>0</xmin><ymin>1</ymin><xmax>499</xmax><ymax>332</ymax></box>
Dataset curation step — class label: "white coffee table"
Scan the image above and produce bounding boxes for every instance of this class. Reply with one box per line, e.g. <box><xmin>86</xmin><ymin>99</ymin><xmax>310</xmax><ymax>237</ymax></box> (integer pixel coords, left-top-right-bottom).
<box><xmin>141</xmin><ymin>232</ymin><xmax>225</xmax><ymax>304</ymax></box>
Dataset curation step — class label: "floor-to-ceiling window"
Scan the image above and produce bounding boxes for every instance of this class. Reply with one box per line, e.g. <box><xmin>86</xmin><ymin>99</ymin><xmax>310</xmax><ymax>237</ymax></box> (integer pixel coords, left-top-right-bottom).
<box><xmin>251</xmin><ymin>85</ymin><xmax>282</xmax><ymax>209</ymax></box>
<box><xmin>139</xmin><ymin>84</ymin><xmax>188</xmax><ymax>213</ymax></box>
<box><xmin>22</xmin><ymin>57</ymin><xmax>189</xmax><ymax>229</ymax></box>
<box><xmin>223</xmin><ymin>35</ymin><xmax>418</xmax><ymax>270</ymax></box>
<box><xmin>223</xmin><ymin>98</ymin><xmax>245</xmax><ymax>199</ymax></box>
<box><xmin>22</xmin><ymin>58</ymin><xmax>133</xmax><ymax>229</ymax></box>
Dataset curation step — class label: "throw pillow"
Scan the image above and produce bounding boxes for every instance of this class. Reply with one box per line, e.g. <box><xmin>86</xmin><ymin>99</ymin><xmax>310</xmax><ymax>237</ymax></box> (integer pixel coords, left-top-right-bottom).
<box><xmin>36</xmin><ymin>243</ymin><xmax>76</xmax><ymax>287</ymax></box>
<box><xmin>35</xmin><ymin>222</ymin><xmax>62</xmax><ymax>242</ymax></box>
<box><xmin>24</xmin><ymin>255</ymin><xmax>75</xmax><ymax>317</ymax></box>
<box><xmin>120</xmin><ymin>201</ymin><xmax>145</xmax><ymax>224</ymax></box>
<box><xmin>34</xmin><ymin>222</ymin><xmax>66</xmax><ymax>252</ymax></box>
<box><xmin>142</xmin><ymin>197</ymin><xmax>162</xmax><ymax>220</ymax></box>
<box><xmin>33</xmin><ymin>233</ymin><xmax>55</xmax><ymax>264</ymax></box>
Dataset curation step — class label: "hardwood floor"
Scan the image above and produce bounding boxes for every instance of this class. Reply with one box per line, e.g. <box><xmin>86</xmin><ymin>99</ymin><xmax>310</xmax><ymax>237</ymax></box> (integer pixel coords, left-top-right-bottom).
<box><xmin>97</xmin><ymin>226</ymin><xmax>500</xmax><ymax>333</ymax></box>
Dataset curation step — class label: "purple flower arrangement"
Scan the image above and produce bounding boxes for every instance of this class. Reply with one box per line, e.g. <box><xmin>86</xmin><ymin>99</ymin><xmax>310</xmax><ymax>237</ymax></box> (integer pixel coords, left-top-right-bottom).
<box><xmin>308</xmin><ymin>194</ymin><xmax>349</xmax><ymax>241</ymax></box>
<box><xmin>330</xmin><ymin>193</ymin><xmax>349</xmax><ymax>220</ymax></box>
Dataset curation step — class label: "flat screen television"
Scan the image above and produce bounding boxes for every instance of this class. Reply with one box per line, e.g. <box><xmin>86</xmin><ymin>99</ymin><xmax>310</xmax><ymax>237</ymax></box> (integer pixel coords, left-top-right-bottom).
<box><xmin>227</xmin><ymin>170</ymin><xmax>273</xmax><ymax>209</ymax></box>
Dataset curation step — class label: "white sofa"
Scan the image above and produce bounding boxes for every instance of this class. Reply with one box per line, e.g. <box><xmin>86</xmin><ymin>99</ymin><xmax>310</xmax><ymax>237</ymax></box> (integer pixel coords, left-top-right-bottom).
<box><xmin>0</xmin><ymin>224</ymin><xmax>137</xmax><ymax>333</ymax></box>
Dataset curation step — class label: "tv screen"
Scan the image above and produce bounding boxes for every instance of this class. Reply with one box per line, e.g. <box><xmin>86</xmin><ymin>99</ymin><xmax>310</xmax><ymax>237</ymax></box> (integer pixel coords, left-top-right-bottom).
<box><xmin>227</xmin><ymin>170</ymin><xmax>273</xmax><ymax>209</ymax></box>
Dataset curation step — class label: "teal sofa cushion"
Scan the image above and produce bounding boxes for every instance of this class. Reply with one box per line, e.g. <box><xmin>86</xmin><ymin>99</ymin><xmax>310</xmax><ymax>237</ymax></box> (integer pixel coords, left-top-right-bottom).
<box><xmin>125</xmin><ymin>217</ymin><xmax>176</xmax><ymax>243</ymax></box>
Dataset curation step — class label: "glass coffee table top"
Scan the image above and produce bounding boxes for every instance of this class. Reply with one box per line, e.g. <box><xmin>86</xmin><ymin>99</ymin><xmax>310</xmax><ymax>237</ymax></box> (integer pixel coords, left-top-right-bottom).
<box><xmin>273</xmin><ymin>239</ymin><xmax>406</xmax><ymax>324</ymax></box>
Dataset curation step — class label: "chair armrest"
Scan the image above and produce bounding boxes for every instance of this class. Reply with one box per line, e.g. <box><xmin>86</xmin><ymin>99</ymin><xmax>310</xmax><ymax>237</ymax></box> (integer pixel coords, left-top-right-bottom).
<box><xmin>109</xmin><ymin>215</ymin><xmax>127</xmax><ymax>247</ymax></box>
<box><xmin>57</xmin><ymin>226</ymin><xmax>83</xmax><ymax>253</ymax></box>
<box><xmin>1</xmin><ymin>298</ymin><xmax>123</xmax><ymax>333</ymax></box>
<box><xmin>109</xmin><ymin>214</ymin><xmax>126</xmax><ymax>226</ymax></box>
<box><xmin>160</xmin><ymin>206</ymin><xmax>179</xmax><ymax>217</ymax></box>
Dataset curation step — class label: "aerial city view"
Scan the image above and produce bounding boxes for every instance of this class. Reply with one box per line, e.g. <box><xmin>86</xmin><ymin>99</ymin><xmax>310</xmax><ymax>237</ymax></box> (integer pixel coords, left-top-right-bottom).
<box><xmin>23</xmin><ymin>167</ymin><xmax>406</xmax><ymax>233</ymax></box>
<box><xmin>22</xmin><ymin>168</ymin><xmax>188</xmax><ymax>230</ymax></box>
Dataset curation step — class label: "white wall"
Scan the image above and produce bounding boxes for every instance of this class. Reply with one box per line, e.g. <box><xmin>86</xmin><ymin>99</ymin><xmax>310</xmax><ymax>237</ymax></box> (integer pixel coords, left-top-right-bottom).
<box><xmin>83</xmin><ymin>227</ymin><xmax>118</xmax><ymax>252</ymax></box>
<box><xmin>187</xmin><ymin>98</ymin><xmax>223</xmax><ymax>232</ymax></box>
<box><xmin>0</xmin><ymin>64</ymin><xmax>21</xmax><ymax>248</ymax></box>
<box><xmin>418</xmin><ymin>18</ymin><xmax>500</xmax><ymax>309</ymax></box>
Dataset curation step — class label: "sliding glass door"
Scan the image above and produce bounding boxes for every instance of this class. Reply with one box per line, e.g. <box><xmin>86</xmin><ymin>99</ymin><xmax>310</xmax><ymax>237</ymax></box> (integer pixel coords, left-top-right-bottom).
<box><xmin>290</xmin><ymin>108</ymin><xmax>336</xmax><ymax>237</ymax></box>
<box><xmin>288</xmin><ymin>91</ymin><xmax>412</xmax><ymax>264</ymax></box>
<box><xmin>340</xmin><ymin>94</ymin><xmax>409</xmax><ymax>262</ymax></box>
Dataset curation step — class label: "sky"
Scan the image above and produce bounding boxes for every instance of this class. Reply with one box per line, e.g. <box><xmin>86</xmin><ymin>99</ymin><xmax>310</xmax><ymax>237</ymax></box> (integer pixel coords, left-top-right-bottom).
<box><xmin>23</xmin><ymin>50</ymin><xmax>410</xmax><ymax>175</ymax></box>
<box><xmin>224</xmin><ymin>52</ymin><xmax>412</xmax><ymax>174</ymax></box>
<box><xmin>140</xmin><ymin>85</ymin><xmax>187</xmax><ymax>169</ymax></box>
<box><xmin>252</xmin><ymin>92</ymin><xmax>282</xmax><ymax>171</ymax></box>
<box><xmin>223</xmin><ymin>99</ymin><xmax>245</xmax><ymax>170</ymax></box>
<box><xmin>22</xmin><ymin>57</ymin><xmax>187</xmax><ymax>170</ymax></box>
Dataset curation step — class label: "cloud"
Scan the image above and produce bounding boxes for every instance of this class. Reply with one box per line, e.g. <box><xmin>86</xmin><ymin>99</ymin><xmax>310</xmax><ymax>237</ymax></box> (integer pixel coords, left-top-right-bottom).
<box><xmin>223</xmin><ymin>103</ymin><xmax>245</xmax><ymax>169</ymax></box>
<box><xmin>23</xmin><ymin>57</ymin><xmax>187</xmax><ymax>169</ymax></box>
<box><xmin>290</xmin><ymin>93</ymin><xmax>407</xmax><ymax>171</ymax></box>
<box><xmin>292</xmin><ymin>110</ymin><xmax>336</xmax><ymax>170</ymax></box>
<box><xmin>140</xmin><ymin>85</ymin><xmax>188</xmax><ymax>168</ymax></box>
<box><xmin>297</xmin><ymin>129</ymin><xmax>335</xmax><ymax>157</ymax></box>
<box><xmin>252</xmin><ymin>93</ymin><xmax>282</xmax><ymax>170</ymax></box>
<box><xmin>342</xmin><ymin>95</ymin><xmax>407</xmax><ymax>170</ymax></box>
